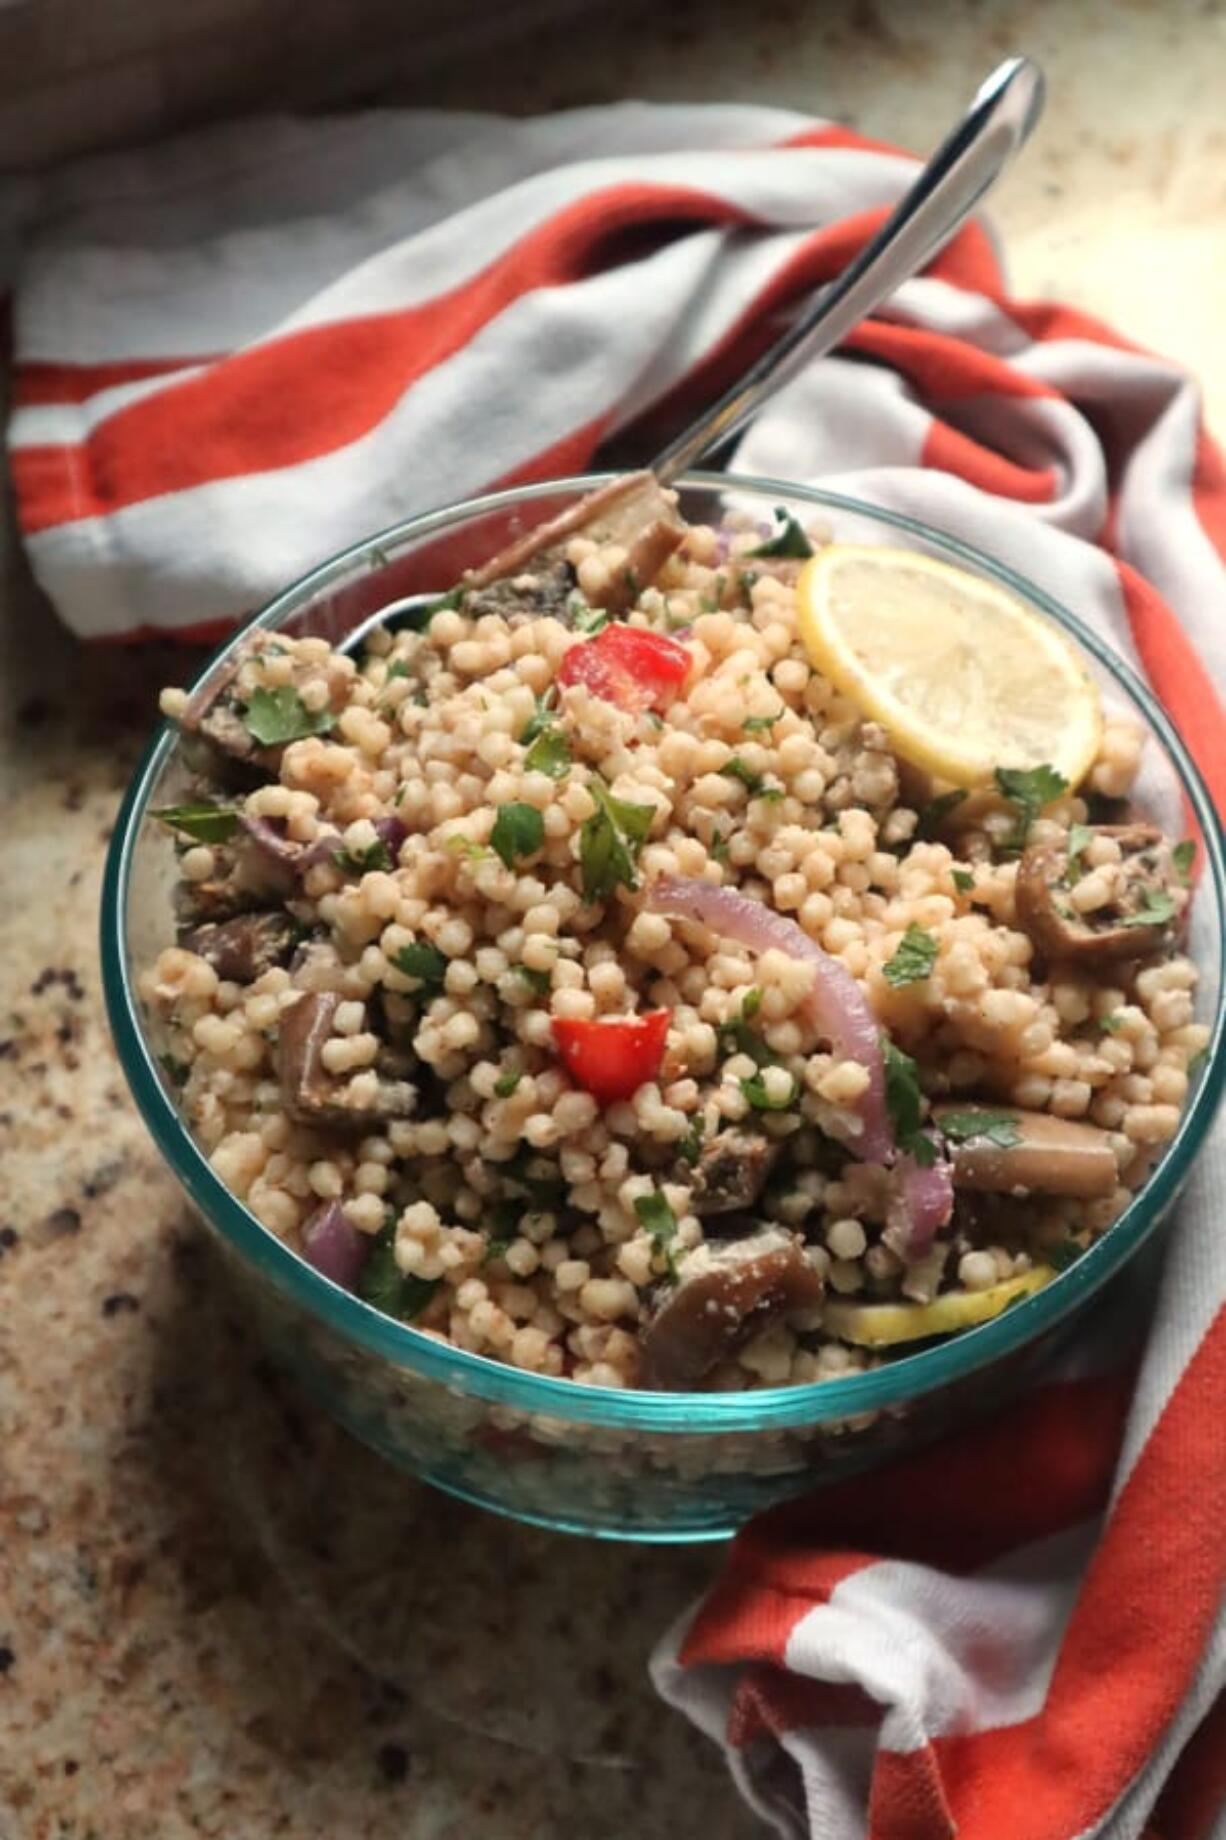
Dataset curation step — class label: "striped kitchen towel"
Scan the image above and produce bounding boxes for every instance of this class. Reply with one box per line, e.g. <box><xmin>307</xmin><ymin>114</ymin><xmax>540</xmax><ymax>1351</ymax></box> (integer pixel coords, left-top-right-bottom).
<box><xmin>8</xmin><ymin>101</ymin><xmax>1226</xmax><ymax>1839</ymax></box>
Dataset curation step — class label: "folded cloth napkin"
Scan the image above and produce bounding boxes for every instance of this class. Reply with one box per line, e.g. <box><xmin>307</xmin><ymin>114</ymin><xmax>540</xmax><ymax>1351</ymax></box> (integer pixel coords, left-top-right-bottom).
<box><xmin>9</xmin><ymin>102</ymin><xmax>1225</xmax><ymax>1838</ymax></box>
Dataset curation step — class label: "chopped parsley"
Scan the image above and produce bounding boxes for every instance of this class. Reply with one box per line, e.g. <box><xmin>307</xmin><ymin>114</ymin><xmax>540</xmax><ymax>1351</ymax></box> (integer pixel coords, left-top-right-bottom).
<box><xmin>333</xmin><ymin>838</ymin><xmax>393</xmax><ymax>875</ymax></box>
<box><xmin>393</xmin><ymin>942</ymin><xmax>448</xmax><ymax>993</ymax></box>
<box><xmin>242</xmin><ymin>686</ymin><xmax>335</xmax><ymax>746</ymax></box>
<box><xmin>1173</xmin><ymin>839</ymin><xmax>1196</xmax><ymax>884</ymax></box>
<box><xmin>882</xmin><ymin>1037</ymin><xmax>937</xmax><ymax>1166</ymax></box>
<box><xmin>916</xmin><ymin>788</ymin><xmax>968</xmax><ymax>839</ymax></box>
<box><xmin>385</xmin><ymin>658</ymin><xmax>411</xmax><ymax>682</ymax></box>
<box><xmin>579</xmin><ymin>778</ymin><xmax>655</xmax><ymax>901</ymax></box>
<box><xmin>711</xmin><ymin>834</ymin><xmax>731</xmax><ymax>866</ymax></box>
<box><xmin>523</xmin><ymin>726</ymin><xmax>571</xmax><ymax>779</ymax></box>
<box><xmin>571</xmin><ymin>599</ymin><xmax>611</xmax><ymax>635</ymax></box>
<box><xmin>743</xmin><ymin>709</ymin><xmax>784</xmax><ymax>733</ymax></box>
<box><xmin>1064</xmin><ymin>822</ymin><xmax>1093</xmax><ymax>881</ymax></box>
<box><xmin>356</xmin><ymin>1224</ymin><xmax>441</xmax><ymax>1320</ymax></box>
<box><xmin>952</xmin><ymin>869</ymin><xmax>975</xmax><ymax>894</ymax></box>
<box><xmin>699</xmin><ymin>572</ymin><xmax>727</xmax><ymax>613</ymax></box>
<box><xmin>882</xmin><ymin>923</ymin><xmax>939</xmax><ymax>988</ymax></box>
<box><xmin>747</xmin><ymin>506</ymin><xmax>813</xmax><ymax>560</ymax></box>
<box><xmin>445</xmin><ymin>834</ymin><xmax>492</xmax><ymax>862</ymax></box>
<box><xmin>738</xmin><ymin>568</ymin><xmax>760</xmax><ymax>594</ymax></box>
<box><xmin>720</xmin><ymin>757</ymin><xmax>784</xmax><ymax>801</ymax></box>
<box><xmin>719</xmin><ymin>990</ymin><xmax>776</xmax><ymax>1067</ymax></box>
<box><xmin>1098</xmin><ymin>1013</ymin><xmax>1125</xmax><ymax>1034</ymax></box>
<box><xmin>519</xmin><ymin>691</ymin><xmax>557</xmax><ymax>746</ymax></box>
<box><xmin>515</xmin><ymin>964</ymin><xmax>552</xmax><ymax>996</ymax></box>
<box><xmin>994</xmin><ymin>763</ymin><xmax>1069</xmax><ymax>852</ymax></box>
<box><xmin>494</xmin><ymin>1071</ymin><xmax>522</xmax><ymax>1099</ymax></box>
<box><xmin>491</xmin><ymin>801</ymin><xmax>545</xmax><ymax>868</ymax></box>
<box><xmin>677</xmin><ymin>1114</ymin><xmax>707</xmax><ymax>1167</ymax></box>
<box><xmin>634</xmin><ymin>1190</ymin><xmax>680</xmax><ymax>1276</ymax></box>
<box><xmin>1121</xmin><ymin>886</ymin><xmax>1177</xmax><ymax>929</ymax></box>
<box><xmin>422</xmin><ymin>585</ymin><xmax>466</xmax><ymax>623</ymax></box>
<box><xmin>740</xmin><ymin>1071</ymin><xmax>797</xmax><ymax>1112</ymax></box>
<box><xmin>938</xmin><ymin>1109</ymin><xmax>1022</xmax><ymax>1149</ymax></box>
<box><xmin>152</xmin><ymin>801</ymin><xmax>239</xmax><ymax>845</ymax></box>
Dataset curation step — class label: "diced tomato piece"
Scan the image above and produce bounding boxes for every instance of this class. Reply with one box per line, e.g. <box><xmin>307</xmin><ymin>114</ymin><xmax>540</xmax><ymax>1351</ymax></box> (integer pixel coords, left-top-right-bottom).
<box><xmin>550</xmin><ymin>1009</ymin><xmax>671</xmax><ymax>1104</ymax></box>
<box><xmin>557</xmin><ymin>624</ymin><xmax>690</xmax><ymax>713</ymax></box>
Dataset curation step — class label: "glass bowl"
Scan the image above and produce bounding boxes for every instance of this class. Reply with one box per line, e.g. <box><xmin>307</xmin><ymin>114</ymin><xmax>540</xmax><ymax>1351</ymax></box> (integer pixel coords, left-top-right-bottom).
<box><xmin>100</xmin><ymin>474</ymin><xmax>1226</xmax><ymax>1542</ymax></box>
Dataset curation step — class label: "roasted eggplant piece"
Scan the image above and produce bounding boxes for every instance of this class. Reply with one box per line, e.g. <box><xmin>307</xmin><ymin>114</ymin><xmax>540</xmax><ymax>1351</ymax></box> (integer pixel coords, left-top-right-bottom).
<box><xmin>278</xmin><ymin>991</ymin><xmax>417</xmax><ymax>1129</ymax></box>
<box><xmin>180</xmin><ymin>912</ymin><xmax>298</xmax><ymax>983</ymax></box>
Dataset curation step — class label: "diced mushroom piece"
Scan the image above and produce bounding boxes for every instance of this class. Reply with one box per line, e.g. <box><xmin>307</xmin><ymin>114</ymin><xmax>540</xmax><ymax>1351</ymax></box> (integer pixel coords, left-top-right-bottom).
<box><xmin>180</xmin><ymin>912</ymin><xmax>298</xmax><ymax>983</ymax></box>
<box><xmin>688</xmin><ymin>1129</ymin><xmax>780</xmax><ymax>1216</ymax></box>
<box><xmin>278</xmin><ymin>991</ymin><xmax>416</xmax><ymax>1129</ymax></box>
<box><xmin>1016</xmin><ymin>824</ymin><xmax>1187</xmax><ymax>963</ymax></box>
<box><xmin>463</xmin><ymin>471</ymin><xmax>685</xmax><ymax>621</ymax></box>
<box><xmin>933</xmin><ymin>1105</ymin><xmax>1117</xmax><ymax>1199</ymax></box>
<box><xmin>639</xmin><ymin>1229</ymin><xmax>824</xmax><ymax>1391</ymax></box>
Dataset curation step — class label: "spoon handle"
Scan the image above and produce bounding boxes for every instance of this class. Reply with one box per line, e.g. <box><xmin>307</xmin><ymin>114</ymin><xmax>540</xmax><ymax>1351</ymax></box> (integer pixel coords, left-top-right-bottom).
<box><xmin>651</xmin><ymin>56</ymin><xmax>1045</xmax><ymax>485</ymax></box>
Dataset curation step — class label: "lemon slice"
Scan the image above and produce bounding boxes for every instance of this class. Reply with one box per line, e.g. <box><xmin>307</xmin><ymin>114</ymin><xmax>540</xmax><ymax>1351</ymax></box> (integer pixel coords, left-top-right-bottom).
<box><xmin>823</xmin><ymin>1265</ymin><xmax>1055</xmax><ymax>1348</ymax></box>
<box><xmin>796</xmin><ymin>546</ymin><xmax>1102</xmax><ymax>788</ymax></box>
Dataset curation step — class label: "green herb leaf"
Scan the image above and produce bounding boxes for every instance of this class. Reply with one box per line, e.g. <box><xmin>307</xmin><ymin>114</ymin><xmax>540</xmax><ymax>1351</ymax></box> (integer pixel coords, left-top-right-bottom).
<box><xmin>916</xmin><ymin>788</ymin><xmax>968</xmax><ymax>840</ymax></box>
<box><xmin>738</xmin><ymin>569</ymin><xmax>760</xmax><ymax>594</ymax></box>
<box><xmin>743</xmin><ymin>709</ymin><xmax>784</xmax><ymax>733</ymax></box>
<box><xmin>711</xmin><ymin>835</ymin><xmax>731</xmax><ymax>866</ymax></box>
<box><xmin>677</xmin><ymin>1114</ymin><xmax>707</xmax><ymax>1167</ymax></box>
<box><xmin>882</xmin><ymin>923</ymin><xmax>939</xmax><ymax>988</ymax></box>
<box><xmin>938</xmin><ymin>1109</ymin><xmax>1022</xmax><ymax>1149</ymax></box>
<box><xmin>719</xmin><ymin>989</ymin><xmax>776</xmax><ymax>1068</ymax></box>
<box><xmin>445</xmin><ymin>834</ymin><xmax>492</xmax><ymax>862</ymax></box>
<box><xmin>579</xmin><ymin>778</ymin><xmax>656</xmax><ymax>901</ymax></box>
<box><xmin>882</xmin><ymin>1036</ymin><xmax>936</xmax><ymax>1165</ymax></box>
<box><xmin>519</xmin><ymin>691</ymin><xmax>557</xmax><ymax>745</ymax></box>
<box><xmin>152</xmin><ymin>801</ymin><xmax>239</xmax><ymax>845</ymax></box>
<box><xmin>747</xmin><ymin>507</ymin><xmax>813</xmax><ymax>560</ymax></box>
<box><xmin>1120</xmin><ymin>886</ymin><xmax>1177</xmax><ymax>929</ymax></box>
<box><xmin>356</xmin><ymin>1224</ymin><xmax>442</xmax><ymax>1321</ymax></box>
<box><xmin>523</xmin><ymin>726</ymin><xmax>571</xmax><ymax>779</ymax></box>
<box><xmin>423</xmin><ymin>585</ymin><xmax>466</xmax><ymax>622</ymax></box>
<box><xmin>483</xmin><ymin>1234</ymin><xmax>515</xmax><ymax>1265</ymax></box>
<box><xmin>634</xmin><ymin>1191</ymin><xmax>680</xmax><ymax>1280</ymax></box>
<box><xmin>952</xmin><ymin>869</ymin><xmax>975</xmax><ymax>893</ymax></box>
<box><xmin>1065</xmin><ymin>822</ymin><xmax>1094</xmax><ymax>881</ymax></box>
<box><xmin>1099</xmin><ymin>1013</ymin><xmax>1125</xmax><ymax>1034</ymax></box>
<box><xmin>994</xmin><ymin>763</ymin><xmax>1069</xmax><ymax>852</ymax></box>
<box><xmin>515</xmin><ymin>964</ymin><xmax>552</xmax><ymax>996</ymax></box>
<box><xmin>720</xmin><ymin>757</ymin><xmax>784</xmax><ymax>801</ymax></box>
<box><xmin>1173</xmin><ymin>839</ymin><xmax>1196</xmax><ymax>884</ymax></box>
<box><xmin>740</xmin><ymin>1071</ymin><xmax>797</xmax><ymax>1112</ymax></box>
<box><xmin>243</xmin><ymin>686</ymin><xmax>335</xmax><ymax>747</ymax></box>
<box><xmin>494</xmin><ymin>1071</ymin><xmax>522</xmax><ymax>1098</ymax></box>
<box><xmin>333</xmin><ymin>839</ymin><xmax>393</xmax><ymax>875</ymax></box>
<box><xmin>385</xmin><ymin>659</ymin><xmax>410</xmax><ymax>682</ymax></box>
<box><xmin>572</xmin><ymin>599</ymin><xmax>611</xmax><ymax>635</ymax></box>
<box><xmin>393</xmin><ymin>942</ymin><xmax>448</xmax><ymax>993</ymax></box>
<box><xmin>491</xmin><ymin>801</ymin><xmax>545</xmax><ymax>869</ymax></box>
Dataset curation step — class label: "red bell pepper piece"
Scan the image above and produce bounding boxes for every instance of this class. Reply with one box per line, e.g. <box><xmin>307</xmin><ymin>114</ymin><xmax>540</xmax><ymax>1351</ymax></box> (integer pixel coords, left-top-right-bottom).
<box><xmin>550</xmin><ymin>1009</ymin><xmax>671</xmax><ymax>1104</ymax></box>
<box><xmin>557</xmin><ymin>624</ymin><xmax>690</xmax><ymax>713</ymax></box>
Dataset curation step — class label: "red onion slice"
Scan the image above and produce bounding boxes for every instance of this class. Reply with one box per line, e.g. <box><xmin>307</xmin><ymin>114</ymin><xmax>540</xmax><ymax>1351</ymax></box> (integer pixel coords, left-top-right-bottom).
<box><xmin>645</xmin><ymin>876</ymin><xmax>893</xmax><ymax>1163</ymax></box>
<box><xmin>644</xmin><ymin>876</ymin><xmax>955</xmax><ymax>1255</ymax></box>
<box><xmin>301</xmin><ymin>1201</ymin><xmax>369</xmax><ymax>1290</ymax></box>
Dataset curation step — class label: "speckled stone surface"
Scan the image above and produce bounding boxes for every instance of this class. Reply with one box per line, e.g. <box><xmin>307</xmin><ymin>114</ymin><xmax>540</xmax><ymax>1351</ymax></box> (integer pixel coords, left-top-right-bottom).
<box><xmin>2</xmin><ymin>3</ymin><xmax>1222</xmax><ymax>1835</ymax></box>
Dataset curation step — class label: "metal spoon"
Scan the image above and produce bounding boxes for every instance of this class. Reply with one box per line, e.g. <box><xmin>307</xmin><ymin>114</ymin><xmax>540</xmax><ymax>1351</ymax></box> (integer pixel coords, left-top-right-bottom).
<box><xmin>341</xmin><ymin>56</ymin><xmax>1043</xmax><ymax>650</ymax></box>
<box><xmin>652</xmin><ymin>54</ymin><xmax>1044</xmax><ymax>481</ymax></box>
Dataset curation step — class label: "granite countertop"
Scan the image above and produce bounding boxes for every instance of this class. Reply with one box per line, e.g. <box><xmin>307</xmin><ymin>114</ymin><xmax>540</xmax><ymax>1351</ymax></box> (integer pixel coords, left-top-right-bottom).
<box><xmin>2</xmin><ymin>4</ymin><xmax>1221</xmax><ymax>1836</ymax></box>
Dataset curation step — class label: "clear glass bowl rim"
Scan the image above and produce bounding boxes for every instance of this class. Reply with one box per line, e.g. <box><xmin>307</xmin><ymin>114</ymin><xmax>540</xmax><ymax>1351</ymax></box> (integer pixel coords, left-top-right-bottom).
<box><xmin>101</xmin><ymin>470</ymin><xmax>1226</xmax><ymax>1433</ymax></box>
